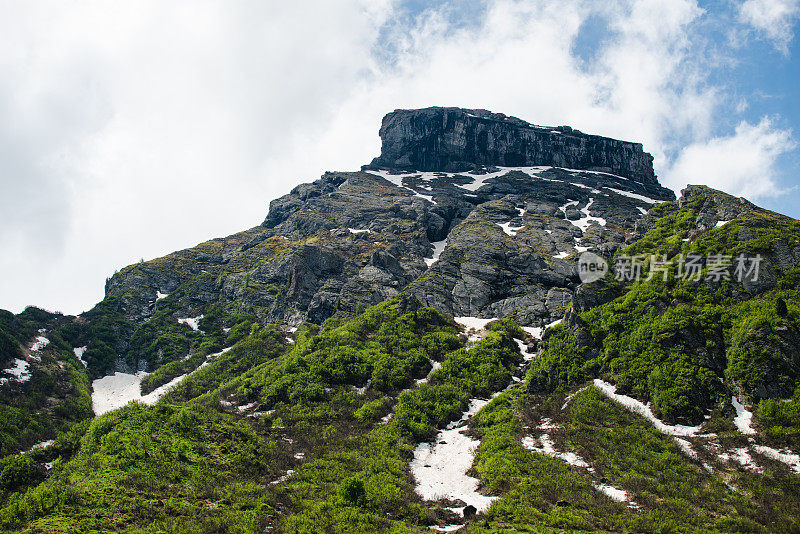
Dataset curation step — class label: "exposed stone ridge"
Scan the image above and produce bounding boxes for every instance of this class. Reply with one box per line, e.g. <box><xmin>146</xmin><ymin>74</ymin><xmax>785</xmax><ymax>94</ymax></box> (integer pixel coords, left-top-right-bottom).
<box><xmin>368</xmin><ymin>106</ymin><xmax>660</xmax><ymax>191</ymax></box>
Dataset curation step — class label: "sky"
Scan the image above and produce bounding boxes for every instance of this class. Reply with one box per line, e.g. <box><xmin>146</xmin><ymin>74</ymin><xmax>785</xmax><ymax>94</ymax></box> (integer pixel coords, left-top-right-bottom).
<box><xmin>1</xmin><ymin>0</ymin><xmax>798</xmax><ymax>316</ymax></box>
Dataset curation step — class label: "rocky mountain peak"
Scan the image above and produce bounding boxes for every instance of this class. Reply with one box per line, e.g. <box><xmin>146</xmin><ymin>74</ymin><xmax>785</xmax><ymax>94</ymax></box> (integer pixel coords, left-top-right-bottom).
<box><xmin>367</xmin><ymin>106</ymin><xmax>666</xmax><ymax>196</ymax></box>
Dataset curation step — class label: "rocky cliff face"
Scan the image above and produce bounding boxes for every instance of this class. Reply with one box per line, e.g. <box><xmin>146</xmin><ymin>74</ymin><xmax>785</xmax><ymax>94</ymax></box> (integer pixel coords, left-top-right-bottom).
<box><xmin>93</xmin><ymin>108</ymin><xmax>682</xmax><ymax>368</ymax></box>
<box><xmin>368</xmin><ymin>107</ymin><xmax>670</xmax><ymax>197</ymax></box>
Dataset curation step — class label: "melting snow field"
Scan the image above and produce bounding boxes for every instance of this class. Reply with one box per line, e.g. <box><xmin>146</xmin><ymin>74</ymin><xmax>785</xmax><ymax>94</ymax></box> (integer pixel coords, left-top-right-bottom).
<box><xmin>92</xmin><ymin>371</ymin><xmax>149</xmax><ymax>415</ymax></box>
<box><xmin>28</xmin><ymin>439</ymin><xmax>54</xmax><ymax>452</ymax></box>
<box><xmin>410</xmin><ymin>399</ymin><xmax>497</xmax><ymax>512</ymax></box>
<box><xmin>591</xmin><ymin>386</ymin><xmax>800</xmax><ymax>474</ymax></box>
<box><xmin>521</xmin><ymin>326</ymin><xmax>544</xmax><ymax>339</ymax></box>
<box><xmin>729</xmin><ymin>447</ymin><xmax>760</xmax><ymax>471</ymax></box>
<box><xmin>522</xmin><ymin>429</ymin><xmax>589</xmax><ymax>468</ymax></box>
<box><xmin>415</xmin><ymin>360</ymin><xmax>442</xmax><ymax>385</ymax></box>
<box><xmin>514</xmin><ymin>339</ymin><xmax>536</xmax><ymax>361</ymax></box>
<box><xmin>595</xmin><ymin>484</ymin><xmax>630</xmax><ymax>503</ymax></box>
<box><xmin>522</xmin><ymin>417</ymin><xmax>637</xmax><ymax>507</ymax></box>
<box><xmin>364</xmin><ymin>170</ymin><xmax>439</xmax><ymax>203</ymax></box>
<box><xmin>92</xmin><ymin>347</ymin><xmax>231</xmax><ymax>416</ymax></box>
<box><xmin>559</xmin><ymin>199</ymin><xmax>578</xmax><ymax>216</ymax></box>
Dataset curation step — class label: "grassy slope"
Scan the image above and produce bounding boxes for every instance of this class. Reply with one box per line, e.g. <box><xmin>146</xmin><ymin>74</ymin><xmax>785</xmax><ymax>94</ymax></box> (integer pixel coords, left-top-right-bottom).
<box><xmin>1</xmin><ymin>295</ymin><xmax>798</xmax><ymax>532</ymax></box>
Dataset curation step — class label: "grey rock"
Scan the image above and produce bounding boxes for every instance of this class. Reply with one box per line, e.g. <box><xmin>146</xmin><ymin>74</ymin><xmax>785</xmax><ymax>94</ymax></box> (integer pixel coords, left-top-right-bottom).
<box><xmin>368</xmin><ymin>107</ymin><xmax>673</xmax><ymax>197</ymax></box>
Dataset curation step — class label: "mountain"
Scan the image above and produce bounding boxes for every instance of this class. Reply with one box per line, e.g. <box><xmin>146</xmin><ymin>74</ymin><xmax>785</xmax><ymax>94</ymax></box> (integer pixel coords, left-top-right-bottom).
<box><xmin>1</xmin><ymin>107</ymin><xmax>798</xmax><ymax>533</ymax></box>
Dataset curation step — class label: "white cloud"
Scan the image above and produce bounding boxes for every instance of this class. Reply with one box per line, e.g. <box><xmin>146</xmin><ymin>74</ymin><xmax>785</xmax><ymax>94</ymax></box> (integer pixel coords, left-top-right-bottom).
<box><xmin>738</xmin><ymin>0</ymin><xmax>800</xmax><ymax>52</ymax></box>
<box><xmin>0</xmin><ymin>0</ymin><xmax>393</xmax><ymax>314</ymax></box>
<box><xmin>664</xmin><ymin>118</ymin><xmax>794</xmax><ymax>198</ymax></box>
<box><xmin>304</xmin><ymin>0</ymin><xmax>716</xmax><ymax>174</ymax></box>
<box><xmin>0</xmin><ymin>0</ymin><xmax>794</xmax><ymax>315</ymax></box>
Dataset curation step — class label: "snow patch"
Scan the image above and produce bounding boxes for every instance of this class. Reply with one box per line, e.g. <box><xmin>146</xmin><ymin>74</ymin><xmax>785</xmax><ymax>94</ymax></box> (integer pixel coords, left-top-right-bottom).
<box><xmin>30</xmin><ymin>336</ymin><xmax>50</xmax><ymax>352</ymax></box>
<box><xmin>570</xmin><ymin>182</ymin><xmax>602</xmax><ymax>193</ymax></box>
<box><xmin>514</xmin><ymin>339</ymin><xmax>536</xmax><ymax>361</ymax></box>
<box><xmin>156</xmin><ymin>291</ymin><xmax>169</xmax><ymax>300</ymax></box>
<box><xmin>73</xmin><ymin>346</ymin><xmax>88</xmax><ymax>367</ymax></box>
<box><xmin>674</xmin><ymin>438</ymin><xmax>698</xmax><ymax>459</ymax></box>
<box><xmin>28</xmin><ymin>439</ymin><xmax>54</xmax><ymax>451</ymax></box>
<box><xmin>92</xmin><ymin>347</ymin><xmax>231</xmax><ymax>416</ymax></box>
<box><xmin>716</xmin><ymin>220</ymin><xmax>730</xmax><ymax>228</ymax></box>
<box><xmin>521</xmin><ymin>326</ymin><xmax>543</xmax><ymax>340</ymax></box>
<box><xmin>595</xmin><ymin>483</ymin><xmax>629</xmax><ymax>502</ymax></box>
<box><xmin>730</xmin><ymin>447</ymin><xmax>761</xmax><ymax>471</ymax></box>
<box><xmin>364</xmin><ymin>170</ymin><xmax>438</xmax><ymax>203</ymax></box>
<box><xmin>238</xmin><ymin>401</ymin><xmax>258</xmax><ymax>413</ymax></box>
<box><xmin>545</xmin><ymin>318</ymin><xmax>563</xmax><ymax>329</ymax></box>
<box><xmin>431</xmin><ymin>526</ymin><xmax>462</xmax><ymax>533</ymax></box>
<box><xmin>271</xmin><ymin>470</ymin><xmax>295</xmax><ymax>485</ymax></box>
<box><xmin>571</xmin><ymin>198</ymin><xmax>607</xmax><ymax>233</ymax></box>
<box><xmin>604</xmin><ymin>187</ymin><xmax>659</xmax><ymax>204</ymax></box>
<box><xmin>1</xmin><ymin>358</ymin><xmax>31</xmax><ymax>385</ymax></box>
<box><xmin>753</xmin><ymin>445</ymin><xmax>800</xmax><ymax>474</ymax></box>
<box><xmin>457</xmin><ymin>166</ymin><xmax>553</xmax><ymax>192</ymax></box>
<box><xmin>454</xmin><ymin>317</ymin><xmax>495</xmax><ymax>342</ymax></box>
<box><xmin>559</xmin><ymin>200</ymin><xmax>578</xmax><ymax>215</ymax></box>
<box><xmin>178</xmin><ymin>315</ymin><xmax>204</xmax><ymax>333</ymax></box>
<box><xmin>91</xmin><ymin>371</ymin><xmax>149</xmax><ymax>415</ymax></box>
<box><xmin>561</xmin><ymin>386</ymin><xmax>590</xmax><ymax>410</ymax></box>
<box><xmin>415</xmin><ymin>361</ymin><xmax>442</xmax><ymax>385</ymax></box>
<box><xmin>348</xmin><ymin>228</ymin><xmax>372</xmax><ymax>234</ymax></box>
<box><xmin>732</xmin><ymin>397</ymin><xmax>757</xmax><ymax>435</ymax></box>
<box><xmin>425</xmin><ymin>238</ymin><xmax>449</xmax><ymax>267</ymax></box>
<box><xmin>522</xmin><ymin>431</ymin><xmax>589</xmax><ymax>468</ymax></box>
<box><xmin>497</xmin><ymin>222</ymin><xmax>523</xmax><ymax>236</ymax></box>
<box><xmin>593</xmin><ymin>379</ymin><xmax>703</xmax><ymax>436</ymax></box>
<box><xmin>410</xmin><ymin>399</ymin><xmax>497</xmax><ymax>512</ymax></box>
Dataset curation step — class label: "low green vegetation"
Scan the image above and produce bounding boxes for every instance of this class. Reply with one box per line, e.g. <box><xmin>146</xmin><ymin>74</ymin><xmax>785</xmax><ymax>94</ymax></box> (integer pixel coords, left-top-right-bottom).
<box><xmin>0</xmin><ymin>317</ymin><xmax>92</xmax><ymax>457</ymax></box>
<box><xmin>533</xmin><ymin>192</ymin><xmax>800</xmax><ymax>425</ymax></box>
<box><xmin>470</xmin><ymin>385</ymin><xmax>800</xmax><ymax>533</ymax></box>
<box><xmin>0</xmin><ymin>403</ymin><xmax>277</xmax><ymax>533</ymax></box>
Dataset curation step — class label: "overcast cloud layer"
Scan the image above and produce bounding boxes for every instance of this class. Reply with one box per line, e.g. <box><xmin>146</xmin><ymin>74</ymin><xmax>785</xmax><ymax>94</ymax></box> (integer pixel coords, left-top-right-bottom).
<box><xmin>1</xmin><ymin>0</ymin><xmax>798</xmax><ymax>315</ymax></box>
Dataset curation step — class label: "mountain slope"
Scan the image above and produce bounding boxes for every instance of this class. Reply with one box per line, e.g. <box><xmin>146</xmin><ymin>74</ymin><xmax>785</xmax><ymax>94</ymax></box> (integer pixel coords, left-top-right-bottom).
<box><xmin>1</xmin><ymin>107</ymin><xmax>799</xmax><ymax>533</ymax></box>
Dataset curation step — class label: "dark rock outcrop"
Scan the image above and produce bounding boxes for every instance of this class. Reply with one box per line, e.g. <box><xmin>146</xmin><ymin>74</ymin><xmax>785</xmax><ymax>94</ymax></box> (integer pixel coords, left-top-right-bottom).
<box><xmin>368</xmin><ymin>107</ymin><xmax>672</xmax><ymax>198</ymax></box>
